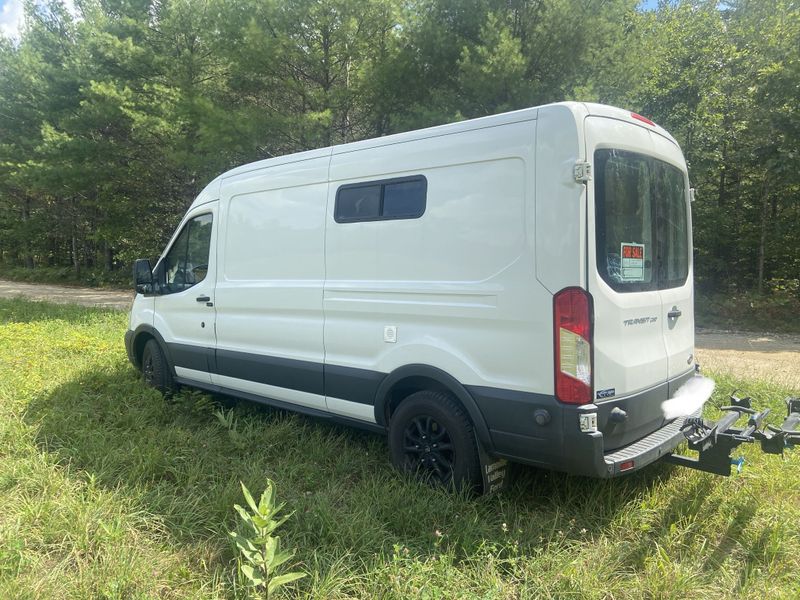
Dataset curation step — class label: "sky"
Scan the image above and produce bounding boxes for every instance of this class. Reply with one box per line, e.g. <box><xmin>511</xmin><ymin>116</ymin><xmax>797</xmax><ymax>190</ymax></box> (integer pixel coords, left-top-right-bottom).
<box><xmin>0</xmin><ymin>0</ymin><xmax>24</xmax><ymax>40</ymax></box>
<box><xmin>0</xmin><ymin>0</ymin><xmax>79</xmax><ymax>40</ymax></box>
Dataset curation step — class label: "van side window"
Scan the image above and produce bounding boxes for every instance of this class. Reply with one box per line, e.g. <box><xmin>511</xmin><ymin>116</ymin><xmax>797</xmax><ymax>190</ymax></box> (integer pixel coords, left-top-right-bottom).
<box><xmin>160</xmin><ymin>213</ymin><xmax>213</xmax><ymax>294</ymax></box>
<box><xmin>335</xmin><ymin>176</ymin><xmax>426</xmax><ymax>223</ymax></box>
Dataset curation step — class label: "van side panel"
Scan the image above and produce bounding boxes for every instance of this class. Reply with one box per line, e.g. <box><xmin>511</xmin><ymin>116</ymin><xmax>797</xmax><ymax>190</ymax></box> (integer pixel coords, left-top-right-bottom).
<box><xmin>324</xmin><ymin>121</ymin><xmax>548</xmax><ymax>400</ymax></box>
<box><xmin>212</xmin><ymin>155</ymin><xmax>331</xmax><ymax>410</ymax></box>
<box><xmin>534</xmin><ymin>105</ymin><xmax>586</xmax><ymax>295</ymax></box>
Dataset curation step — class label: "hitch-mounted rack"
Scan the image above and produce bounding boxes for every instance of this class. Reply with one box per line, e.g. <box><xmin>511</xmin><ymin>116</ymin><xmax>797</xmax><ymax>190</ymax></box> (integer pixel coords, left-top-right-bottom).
<box><xmin>664</xmin><ymin>395</ymin><xmax>800</xmax><ymax>476</ymax></box>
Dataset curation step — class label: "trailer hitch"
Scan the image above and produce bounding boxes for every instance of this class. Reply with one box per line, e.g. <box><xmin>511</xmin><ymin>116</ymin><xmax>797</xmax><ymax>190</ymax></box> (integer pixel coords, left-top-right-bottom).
<box><xmin>664</xmin><ymin>394</ymin><xmax>800</xmax><ymax>476</ymax></box>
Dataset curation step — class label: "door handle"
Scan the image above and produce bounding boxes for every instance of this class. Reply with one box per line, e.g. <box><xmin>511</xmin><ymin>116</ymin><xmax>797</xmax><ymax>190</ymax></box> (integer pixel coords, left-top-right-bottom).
<box><xmin>667</xmin><ymin>307</ymin><xmax>682</xmax><ymax>319</ymax></box>
<box><xmin>196</xmin><ymin>295</ymin><xmax>211</xmax><ymax>303</ymax></box>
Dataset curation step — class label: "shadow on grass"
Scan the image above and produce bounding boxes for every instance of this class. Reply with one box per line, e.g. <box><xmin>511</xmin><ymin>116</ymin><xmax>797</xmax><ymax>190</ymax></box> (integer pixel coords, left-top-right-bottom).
<box><xmin>24</xmin><ymin>364</ymin><xmax>769</xmax><ymax>580</ymax></box>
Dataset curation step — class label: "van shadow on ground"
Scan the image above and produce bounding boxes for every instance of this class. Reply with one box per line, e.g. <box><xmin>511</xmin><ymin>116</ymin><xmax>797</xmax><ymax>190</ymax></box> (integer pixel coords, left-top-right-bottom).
<box><xmin>24</xmin><ymin>363</ymin><xmax>768</xmax><ymax>580</ymax></box>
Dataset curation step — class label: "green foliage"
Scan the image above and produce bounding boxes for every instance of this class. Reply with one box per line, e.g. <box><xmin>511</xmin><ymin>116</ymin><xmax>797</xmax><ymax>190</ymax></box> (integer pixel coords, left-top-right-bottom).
<box><xmin>230</xmin><ymin>481</ymin><xmax>306</xmax><ymax>598</ymax></box>
<box><xmin>1</xmin><ymin>0</ymin><xmax>799</xmax><ymax>293</ymax></box>
<box><xmin>0</xmin><ymin>297</ymin><xmax>799</xmax><ymax>597</ymax></box>
<box><xmin>214</xmin><ymin>406</ymin><xmax>248</xmax><ymax>450</ymax></box>
<box><xmin>696</xmin><ymin>285</ymin><xmax>800</xmax><ymax>334</ymax></box>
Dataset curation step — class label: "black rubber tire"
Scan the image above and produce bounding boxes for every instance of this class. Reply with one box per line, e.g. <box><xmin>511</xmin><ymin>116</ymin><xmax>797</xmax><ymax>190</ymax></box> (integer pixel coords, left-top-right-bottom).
<box><xmin>141</xmin><ymin>339</ymin><xmax>176</xmax><ymax>396</ymax></box>
<box><xmin>388</xmin><ymin>390</ymin><xmax>482</xmax><ymax>492</ymax></box>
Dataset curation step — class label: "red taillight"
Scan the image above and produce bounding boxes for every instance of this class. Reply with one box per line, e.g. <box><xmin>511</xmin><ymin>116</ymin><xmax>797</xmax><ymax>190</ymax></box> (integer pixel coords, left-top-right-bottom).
<box><xmin>554</xmin><ymin>287</ymin><xmax>593</xmax><ymax>405</ymax></box>
<box><xmin>631</xmin><ymin>112</ymin><xmax>655</xmax><ymax>126</ymax></box>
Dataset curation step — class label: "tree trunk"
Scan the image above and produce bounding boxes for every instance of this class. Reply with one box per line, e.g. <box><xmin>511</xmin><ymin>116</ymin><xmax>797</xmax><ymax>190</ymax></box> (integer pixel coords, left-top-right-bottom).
<box><xmin>72</xmin><ymin>234</ymin><xmax>79</xmax><ymax>275</ymax></box>
<box><xmin>756</xmin><ymin>178</ymin><xmax>770</xmax><ymax>295</ymax></box>
<box><xmin>71</xmin><ymin>225</ymin><xmax>80</xmax><ymax>277</ymax></box>
<box><xmin>21</xmin><ymin>196</ymin><xmax>34</xmax><ymax>269</ymax></box>
<box><xmin>104</xmin><ymin>242</ymin><xmax>113</xmax><ymax>271</ymax></box>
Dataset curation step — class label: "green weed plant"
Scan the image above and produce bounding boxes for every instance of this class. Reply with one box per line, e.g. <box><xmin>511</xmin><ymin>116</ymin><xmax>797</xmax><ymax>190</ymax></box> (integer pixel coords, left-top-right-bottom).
<box><xmin>230</xmin><ymin>481</ymin><xmax>306</xmax><ymax>599</ymax></box>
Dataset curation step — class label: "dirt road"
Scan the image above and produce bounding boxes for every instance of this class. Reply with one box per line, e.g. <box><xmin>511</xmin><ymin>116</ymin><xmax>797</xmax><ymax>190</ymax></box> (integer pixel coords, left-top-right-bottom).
<box><xmin>695</xmin><ymin>329</ymin><xmax>800</xmax><ymax>388</ymax></box>
<box><xmin>1</xmin><ymin>278</ymin><xmax>797</xmax><ymax>388</ymax></box>
<box><xmin>0</xmin><ymin>279</ymin><xmax>132</xmax><ymax>311</ymax></box>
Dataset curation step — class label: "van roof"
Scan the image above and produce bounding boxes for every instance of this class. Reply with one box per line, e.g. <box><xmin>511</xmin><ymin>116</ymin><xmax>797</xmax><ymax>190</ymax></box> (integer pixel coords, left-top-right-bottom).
<box><xmin>581</xmin><ymin>102</ymin><xmax>678</xmax><ymax>146</ymax></box>
<box><xmin>218</xmin><ymin>103</ymin><xmax>543</xmax><ymax>182</ymax></box>
<box><xmin>192</xmin><ymin>102</ymin><xmax>678</xmax><ymax>204</ymax></box>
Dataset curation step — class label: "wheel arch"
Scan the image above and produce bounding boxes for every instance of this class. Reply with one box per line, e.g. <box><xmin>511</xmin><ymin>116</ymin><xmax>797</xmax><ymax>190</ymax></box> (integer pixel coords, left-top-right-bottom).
<box><xmin>374</xmin><ymin>364</ymin><xmax>494</xmax><ymax>452</ymax></box>
<box><xmin>132</xmin><ymin>325</ymin><xmax>176</xmax><ymax>375</ymax></box>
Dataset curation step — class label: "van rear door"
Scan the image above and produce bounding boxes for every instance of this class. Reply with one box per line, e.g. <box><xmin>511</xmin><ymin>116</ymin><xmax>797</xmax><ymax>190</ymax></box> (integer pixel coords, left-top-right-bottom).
<box><xmin>584</xmin><ymin>114</ymin><xmax>694</xmax><ymax>447</ymax></box>
<box><xmin>649</xmin><ymin>133</ymin><xmax>695</xmax><ymax>385</ymax></box>
<box><xmin>585</xmin><ymin>117</ymin><xmax>670</xmax><ymax>400</ymax></box>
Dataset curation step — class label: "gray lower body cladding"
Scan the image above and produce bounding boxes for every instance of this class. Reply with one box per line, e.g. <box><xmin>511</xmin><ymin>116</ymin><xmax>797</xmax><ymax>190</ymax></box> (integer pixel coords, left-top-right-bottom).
<box><xmin>125</xmin><ymin>327</ymin><xmax>695</xmax><ymax>478</ymax></box>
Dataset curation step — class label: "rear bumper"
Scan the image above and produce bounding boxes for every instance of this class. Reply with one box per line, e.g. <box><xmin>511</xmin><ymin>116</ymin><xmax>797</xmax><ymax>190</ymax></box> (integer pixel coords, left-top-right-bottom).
<box><xmin>489</xmin><ymin>406</ymin><xmax>698</xmax><ymax>479</ymax></box>
<box><xmin>470</xmin><ymin>370</ymin><xmax>698</xmax><ymax>477</ymax></box>
<box><xmin>602</xmin><ymin>408</ymin><xmax>700</xmax><ymax>476</ymax></box>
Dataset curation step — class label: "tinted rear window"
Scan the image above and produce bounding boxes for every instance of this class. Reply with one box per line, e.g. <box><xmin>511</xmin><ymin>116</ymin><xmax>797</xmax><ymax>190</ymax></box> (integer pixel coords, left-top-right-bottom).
<box><xmin>595</xmin><ymin>149</ymin><xmax>689</xmax><ymax>292</ymax></box>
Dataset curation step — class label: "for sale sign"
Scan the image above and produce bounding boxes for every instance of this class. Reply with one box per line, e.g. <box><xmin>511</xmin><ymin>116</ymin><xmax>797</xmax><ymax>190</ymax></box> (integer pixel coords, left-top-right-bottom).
<box><xmin>620</xmin><ymin>242</ymin><xmax>645</xmax><ymax>281</ymax></box>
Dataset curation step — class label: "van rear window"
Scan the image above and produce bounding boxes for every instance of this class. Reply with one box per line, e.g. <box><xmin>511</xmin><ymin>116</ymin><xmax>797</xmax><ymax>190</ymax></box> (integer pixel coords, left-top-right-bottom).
<box><xmin>595</xmin><ymin>149</ymin><xmax>689</xmax><ymax>292</ymax></box>
<box><xmin>335</xmin><ymin>176</ymin><xmax>426</xmax><ymax>223</ymax></box>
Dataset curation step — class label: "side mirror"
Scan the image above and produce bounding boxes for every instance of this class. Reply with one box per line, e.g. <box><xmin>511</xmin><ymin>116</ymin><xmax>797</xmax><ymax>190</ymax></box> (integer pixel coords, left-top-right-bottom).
<box><xmin>133</xmin><ymin>258</ymin><xmax>154</xmax><ymax>294</ymax></box>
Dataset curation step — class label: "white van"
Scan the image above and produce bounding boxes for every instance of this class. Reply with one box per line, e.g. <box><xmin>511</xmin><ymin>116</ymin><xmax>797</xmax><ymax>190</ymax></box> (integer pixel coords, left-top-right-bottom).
<box><xmin>126</xmin><ymin>102</ymin><xmax>697</xmax><ymax>491</ymax></box>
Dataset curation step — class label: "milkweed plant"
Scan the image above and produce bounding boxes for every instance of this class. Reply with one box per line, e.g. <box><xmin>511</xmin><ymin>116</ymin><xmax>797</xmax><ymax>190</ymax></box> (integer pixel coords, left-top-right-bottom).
<box><xmin>230</xmin><ymin>480</ymin><xmax>306</xmax><ymax>599</ymax></box>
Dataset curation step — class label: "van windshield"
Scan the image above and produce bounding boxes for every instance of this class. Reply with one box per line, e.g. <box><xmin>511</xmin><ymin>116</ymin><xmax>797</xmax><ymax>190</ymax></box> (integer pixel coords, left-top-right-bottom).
<box><xmin>594</xmin><ymin>149</ymin><xmax>689</xmax><ymax>292</ymax></box>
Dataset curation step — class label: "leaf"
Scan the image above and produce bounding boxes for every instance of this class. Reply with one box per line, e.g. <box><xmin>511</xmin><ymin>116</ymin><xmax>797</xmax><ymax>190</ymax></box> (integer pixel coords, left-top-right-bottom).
<box><xmin>241</xmin><ymin>482</ymin><xmax>259</xmax><ymax>513</ymax></box>
<box><xmin>240</xmin><ymin>563</ymin><xmax>266</xmax><ymax>587</ymax></box>
<box><xmin>233</xmin><ymin>504</ymin><xmax>250</xmax><ymax>523</ymax></box>
<box><xmin>229</xmin><ymin>531</ymin><xmax>258</xmax><ymax>557</ymax></box>
<box><xmin>270</xmin><ymin>548</ymin><xmax>295</xmax><ymax>570</ymax></box>
<box><xmin>267</xmin><ymin>572</ymin><xmax>306</xmax><ymax>595</ymax></box>
<box><xmin>263</xmin><ymin>535</ymin><xmax>277</xmax><ymax>565</ymax></box>
<box><xmin>258</xmin><ymin>479</ymin><xmax>276</xmax><ymax>515</ymax></box>
<box><xmin>251</xmin><ymin>514</ymin><xmax>269</xmax><ymax>530</ymax></box>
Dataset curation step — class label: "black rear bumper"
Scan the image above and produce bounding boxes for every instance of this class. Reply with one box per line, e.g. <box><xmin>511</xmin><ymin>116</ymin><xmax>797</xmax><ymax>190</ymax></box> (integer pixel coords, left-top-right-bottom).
<box><xmin>602</xmin><ymin>408</ymin><xmax>701</xmax><ymax>476</ymax></box>
<box><xmin>469</xmin><ymin>369</ymin><xmax>697</xmax><ymax>478</ymax></box>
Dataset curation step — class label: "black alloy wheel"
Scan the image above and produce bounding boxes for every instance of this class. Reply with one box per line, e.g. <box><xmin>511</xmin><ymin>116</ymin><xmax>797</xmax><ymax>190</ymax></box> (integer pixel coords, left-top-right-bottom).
<box><xmin>402</xmin><ymin>414</ymin><xmax>456</xmax><ymax>486</ymax></box>
<box><xmin>389</xmin><ymin>390</ymin><xmax>481</xmax><ymax>492</ymax></box>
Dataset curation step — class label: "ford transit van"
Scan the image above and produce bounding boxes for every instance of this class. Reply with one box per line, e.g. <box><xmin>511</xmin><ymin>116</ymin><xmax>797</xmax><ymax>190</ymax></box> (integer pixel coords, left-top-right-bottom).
<box><xmin>125</xmin><ymin>102</ymin><xmax>697</xmax><ymax>492</ymax></box>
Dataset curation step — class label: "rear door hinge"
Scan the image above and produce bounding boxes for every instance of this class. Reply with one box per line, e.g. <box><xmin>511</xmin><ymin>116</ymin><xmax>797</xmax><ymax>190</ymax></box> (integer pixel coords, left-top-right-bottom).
<box><xmin>574</xmin><ymin>160</ymin><xmax>592</xmax><ymax>183</ymax></box>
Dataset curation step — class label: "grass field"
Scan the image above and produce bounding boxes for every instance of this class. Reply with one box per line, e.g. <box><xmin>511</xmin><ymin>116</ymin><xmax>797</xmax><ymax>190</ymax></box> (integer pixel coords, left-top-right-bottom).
<box><xmin>1</xmin><ymin>298</ymin><xmax>798</xmax><ymax>599</ymax></box>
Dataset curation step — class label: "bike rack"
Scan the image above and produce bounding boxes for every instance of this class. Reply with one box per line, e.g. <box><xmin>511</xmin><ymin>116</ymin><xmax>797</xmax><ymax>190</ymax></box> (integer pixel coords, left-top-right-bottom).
<box><xmin>664</xmin><ymin>394</ymin><xmax>800</xmax><ymax>476</ymax></box>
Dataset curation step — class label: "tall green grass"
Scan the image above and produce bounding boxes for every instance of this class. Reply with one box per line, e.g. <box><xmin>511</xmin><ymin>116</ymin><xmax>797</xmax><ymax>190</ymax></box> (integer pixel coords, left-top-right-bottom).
<box><xmin>0</xmin><ymin>297</ymin><xmax>798</xmax><ymax>598</ymax></box>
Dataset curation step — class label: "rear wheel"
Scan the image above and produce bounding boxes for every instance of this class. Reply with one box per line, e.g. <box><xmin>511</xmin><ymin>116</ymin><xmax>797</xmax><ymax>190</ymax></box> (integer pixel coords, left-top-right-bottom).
<box><xmin>388</xmin><ymin>391</ymin><xmax>481</xmax><ymax>491</ymax></box>
<box><xmin>141</xmin><ymin>339</ymin><xmax>176</xmax><ymax>395</ymax></box>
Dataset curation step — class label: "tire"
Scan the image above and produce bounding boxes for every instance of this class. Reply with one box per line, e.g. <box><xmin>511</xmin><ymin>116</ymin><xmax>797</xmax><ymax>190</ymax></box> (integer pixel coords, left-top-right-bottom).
<box><xmin>388</xmin><ymin>390</ymin><xmax>482</xmax><ymax>492</ymax></box>
<box><xmin>141</xmin><ymin>339</ymin><xmax>176</xmax><ymax>396</ymax></box>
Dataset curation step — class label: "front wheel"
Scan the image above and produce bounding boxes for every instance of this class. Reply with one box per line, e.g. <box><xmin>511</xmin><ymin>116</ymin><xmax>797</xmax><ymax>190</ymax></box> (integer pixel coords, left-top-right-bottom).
<box><xmin>141</xmin><ymin>339</ymin><xmax>176</xmax><ymax>395</ymax></box>
<box><xmin>388</xmin><ymin>391</ymin><xmax>481</xmax><ymax>492</ymax></box>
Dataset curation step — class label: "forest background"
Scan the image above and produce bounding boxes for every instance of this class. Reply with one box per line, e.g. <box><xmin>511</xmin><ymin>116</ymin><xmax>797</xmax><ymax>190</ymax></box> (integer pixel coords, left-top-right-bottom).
<box><xmin>0</xmin><ymin>0</ymin><xmax>798</xmax><ymax>315</ymax></box>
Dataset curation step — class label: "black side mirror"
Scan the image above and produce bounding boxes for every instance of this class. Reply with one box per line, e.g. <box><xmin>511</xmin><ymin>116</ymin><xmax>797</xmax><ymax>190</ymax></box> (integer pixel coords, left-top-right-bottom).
<box><xmin>133</xmin><ymin>258</ymin><xmax>154</xmax><ymax>294</ymax></box>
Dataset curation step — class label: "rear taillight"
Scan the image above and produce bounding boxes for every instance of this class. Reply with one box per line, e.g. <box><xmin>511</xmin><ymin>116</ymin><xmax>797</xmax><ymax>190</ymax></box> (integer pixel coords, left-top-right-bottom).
<box><xmin>554</xmin><ymin>287</ymin><xmax>593</xmax><ymax>405</ymax></box>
